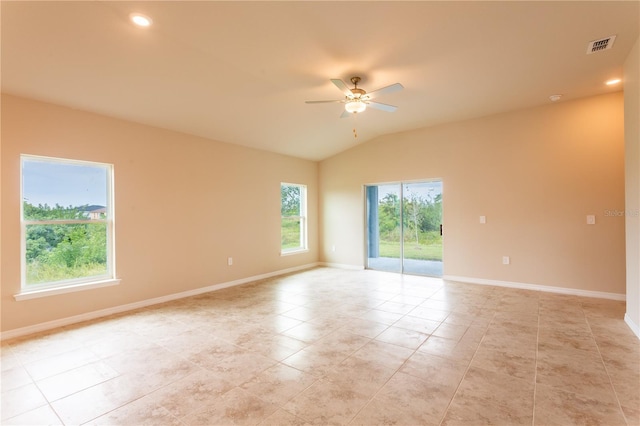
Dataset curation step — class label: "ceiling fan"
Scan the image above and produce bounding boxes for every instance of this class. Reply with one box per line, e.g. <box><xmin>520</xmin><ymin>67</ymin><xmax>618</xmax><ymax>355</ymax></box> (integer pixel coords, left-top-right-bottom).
<box><xmin>306</xmin><ymin>77</ymin><xmax>403</xmax><ymax>118</ymax></box>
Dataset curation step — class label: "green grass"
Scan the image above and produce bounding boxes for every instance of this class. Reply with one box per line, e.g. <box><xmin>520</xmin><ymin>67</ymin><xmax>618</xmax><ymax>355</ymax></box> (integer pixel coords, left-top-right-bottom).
<box><xmin>26</xmin><ymin>260</ymin><xmax>107</xmax><ymax>285</ymax></box>
<box><xmin>378</xmin><ymin>239</ymin><xmax>442</xmax><ymax>261</ymax></box>
<box><xmin>281</xmin><ymin>218</ymin><xmax>302</xmax><ymax>250</ymax></box>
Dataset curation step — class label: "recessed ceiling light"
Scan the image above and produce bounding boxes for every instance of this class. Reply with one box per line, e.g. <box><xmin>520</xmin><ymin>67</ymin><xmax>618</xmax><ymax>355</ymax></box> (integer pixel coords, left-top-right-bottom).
<box><xmin>130</xmin><ymin>13</ymin><xmax>152</xmax><ymax>27</ymax></box>
<box><xmin>549</xmin><ymin>94</ymin><xmax>563</xmax><ymax>102</ymax></box>
<box><xmin>605</xmin><ymin>78</ymin><xmax>621</xmax><ymax>86</ymax></box>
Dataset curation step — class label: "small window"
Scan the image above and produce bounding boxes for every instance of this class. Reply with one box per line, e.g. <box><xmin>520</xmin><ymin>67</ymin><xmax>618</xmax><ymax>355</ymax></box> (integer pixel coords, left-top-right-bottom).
<box><xmin>281</xmin><ymin>183</ymin><xmax>307</xmax><ymax>254</ymax></box>
<box><xmin>21</xmin><ymin>155</ymin><xmax>115</xmax><ymax>291</ymax></box>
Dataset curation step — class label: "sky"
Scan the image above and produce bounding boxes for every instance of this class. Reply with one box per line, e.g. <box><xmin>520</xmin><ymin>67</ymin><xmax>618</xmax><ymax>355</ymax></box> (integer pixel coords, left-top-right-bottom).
<box><xmin>22</xmin><ymin>159</ymin><xmax>109</xmax><ymax>208</ymax></box>
<box><xmin>376</xmin><ymin>181</ymin><xmax>443</xmax><ymax>202</ymax></box>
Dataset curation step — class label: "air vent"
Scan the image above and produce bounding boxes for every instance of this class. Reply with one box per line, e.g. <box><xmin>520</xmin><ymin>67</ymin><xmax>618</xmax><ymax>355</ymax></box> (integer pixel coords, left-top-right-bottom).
<box><xmin>587</xmin><ymin>35</ymin><xmax>616</xmax><ymax>54</ymax></box>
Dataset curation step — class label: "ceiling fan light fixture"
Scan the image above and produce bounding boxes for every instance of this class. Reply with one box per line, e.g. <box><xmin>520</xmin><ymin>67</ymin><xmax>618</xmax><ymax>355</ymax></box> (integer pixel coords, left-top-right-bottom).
<box><xmin>345</xmin><ymin>100</ymin><xmax>366</xmax><ymax>114</ymax></box>
<box><xmin>305</xmin><ymin>77</ymin><xmax>401</xmax><ymax>118</ymax></box>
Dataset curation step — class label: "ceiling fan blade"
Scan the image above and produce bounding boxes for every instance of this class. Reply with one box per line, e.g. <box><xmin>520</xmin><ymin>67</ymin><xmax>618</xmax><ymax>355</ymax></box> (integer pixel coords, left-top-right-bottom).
<box><xmin>331</xmin><ymin>79</ymin><xmax>354</xmax><ymax>98</ymax></box>
<box><xmin>366</xmin><ymin>101</ymin><xmax>398</xmax><ymax>112</ymax></box>
<box><xmin>305</xmin><ymin>100</ymin><xmax>344</xmax><ymax>104</ymax></box>
<box><xmin>364</xmin><ymin>83</ymin><xmax>404</xmax><ymax>100</ymax></box>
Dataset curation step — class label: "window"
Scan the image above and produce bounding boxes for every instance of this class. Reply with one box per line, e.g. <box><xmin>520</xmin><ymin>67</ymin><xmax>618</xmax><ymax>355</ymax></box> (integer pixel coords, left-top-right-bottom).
<box><xmin>20</xmin><ymin>155</ymin><xmax>115</xmax><ymax>295</ymax></box>
<box><xmin>281</xmin><ymin>183</ymin><xmax>307</xmax><ymax>254</ymax></box>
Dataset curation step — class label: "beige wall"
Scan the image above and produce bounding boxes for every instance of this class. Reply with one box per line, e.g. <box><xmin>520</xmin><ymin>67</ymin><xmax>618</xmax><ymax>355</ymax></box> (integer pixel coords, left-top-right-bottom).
<box><xmin>319</xmin><ymin>92</ymin><xmax>626</xmax><ymax>295</ymax></box>
<box><xmin>1</xmin><ymin>94</ymin><xmax>318</xmax><ymax>333</ymax></box>
<box><xmin>0</xmin><ymin>88</ymin><xmax>631</xmax><ymax>333</ymax></box>
<box><xmin>625</xmin><ymin>36</ymin><xmax>640</xmax><ymax>335</ymax></box>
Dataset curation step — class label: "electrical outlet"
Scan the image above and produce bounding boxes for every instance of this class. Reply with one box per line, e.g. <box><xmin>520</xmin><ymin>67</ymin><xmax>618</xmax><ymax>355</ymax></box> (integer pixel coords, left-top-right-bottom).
<box><xmin>586</xmin><ymin>215</ymin><xmax>596</xmax><ymax>225</ymax></box>
<box><xmin>227</xmin><ymin>257</ymin><xmax>233</xmax><ymax>266</ymax></box>
<box><xmin>502</xmin><ymin>256</ymin><xmax>510</xmax><ymax>265</ymax></box>
<box><xmin>332</xmin><ymin>245</ymin><xmax>336</xmax><ymax>252</ymax></box>
<box><xmin>479</xmin><ymin>215</ymin><xmax>486</xmax><ymax>224</ymax></box>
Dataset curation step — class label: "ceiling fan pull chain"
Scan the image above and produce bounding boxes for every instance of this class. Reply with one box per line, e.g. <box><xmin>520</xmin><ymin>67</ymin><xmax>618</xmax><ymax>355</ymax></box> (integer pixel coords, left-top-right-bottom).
<box><xmin>353</xmin><ymin>109</ymin><xmax>358</xmax><ymax>138</ymax></box>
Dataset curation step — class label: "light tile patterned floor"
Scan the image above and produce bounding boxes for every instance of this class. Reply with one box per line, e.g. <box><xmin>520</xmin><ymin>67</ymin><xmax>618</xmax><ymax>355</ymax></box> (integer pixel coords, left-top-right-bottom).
<box><xmin>1</xmin><ymin>267</ymin><xmax>639</xmax><ymax>425</ymax></box>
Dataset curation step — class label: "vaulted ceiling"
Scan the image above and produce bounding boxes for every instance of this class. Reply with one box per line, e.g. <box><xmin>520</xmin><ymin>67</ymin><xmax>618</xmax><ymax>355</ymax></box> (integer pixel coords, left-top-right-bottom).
<box><xmin>2</xmin><ymin>1</ymin><xmax>638</xmax><ymax>161</ymax></box>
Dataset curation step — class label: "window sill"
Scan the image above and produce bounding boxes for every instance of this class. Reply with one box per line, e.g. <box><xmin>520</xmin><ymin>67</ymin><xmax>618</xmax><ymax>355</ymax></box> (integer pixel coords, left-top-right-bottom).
<box><xmin>14</xmin><ymin>279</ymin><xmax>121</xmax><ymax>301</ymax></box>
<box><xmin>281</xmin><ymin>249</ymin><xmax>309</xmax><ymax>257</ymax></box>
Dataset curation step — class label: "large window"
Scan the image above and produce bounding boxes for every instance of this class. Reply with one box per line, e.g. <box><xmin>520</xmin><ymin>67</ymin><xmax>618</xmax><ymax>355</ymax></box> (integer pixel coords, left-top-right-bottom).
<box><xmin>281</xmin><ymin>183</ymin><xmax>307</xmax><ymax>254</ymax></box>
<box><xmin>21</xmin><ymin>155</ymin><xmax>115</xmax><ymax>293</ymax></box>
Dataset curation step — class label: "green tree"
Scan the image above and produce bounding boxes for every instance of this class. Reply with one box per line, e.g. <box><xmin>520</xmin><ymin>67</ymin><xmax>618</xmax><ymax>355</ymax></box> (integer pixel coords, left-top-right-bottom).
<box><xmin>23</xmin><ymin>202</ymin><xmax>108</xmax><ymax>284</ymax></box>
<box><xmin>419</xmin><ymin>193</ymin><xmax>442</xmax><ymax>232</ymax></box>
<box><xmin>281</xmin><ymin>185</ymin><xmax>301</xmax><ymax>216</ymax></box>
<box><xmin>45</xmin><ymin>224</ymin><xmax>106</xmax><ymax>267</ymax></box>
<box><xmin>23</xmin><ymin>202</ymin><xmax>84</xmax><ymax>220</ymax></box>
<box><xmin>403</xmin><ymin>191</ymin><xmax>424</xmax><ymax>243</ymax></box>
<box><xmin>378</xmin><ymin>193</ymin><xmax>400</xmax><ymax>240</ymax></box>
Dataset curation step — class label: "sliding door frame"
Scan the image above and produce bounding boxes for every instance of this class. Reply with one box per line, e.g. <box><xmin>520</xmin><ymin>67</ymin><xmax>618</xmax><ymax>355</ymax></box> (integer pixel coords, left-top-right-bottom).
<box><xmin>364</xmin><ymin>178</ymin><xmax>443</xmax><ymax>276</ymax></box>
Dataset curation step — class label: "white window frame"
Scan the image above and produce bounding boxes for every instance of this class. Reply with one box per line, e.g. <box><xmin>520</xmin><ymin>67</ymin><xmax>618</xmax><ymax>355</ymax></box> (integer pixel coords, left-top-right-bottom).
<box><xmin>16</xmin><ymin>155</ymin><xmax>118</xmax><ymax>301</ymax></box>
<box><xmin>280</xmin><ymin>182</ymin><xmax>308</xmax><ymax>255</ymax></box>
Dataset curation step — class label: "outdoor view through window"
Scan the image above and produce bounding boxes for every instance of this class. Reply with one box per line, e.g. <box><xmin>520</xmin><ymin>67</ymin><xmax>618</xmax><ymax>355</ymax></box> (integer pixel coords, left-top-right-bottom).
<box><xmin>366</xmin><ymin>181</ymin><xmax>443</xmax><ymax>276</ymax></box>
<box><xmin>281</xmin><ymin>183</ymin><xmax>307</xmax><ymax>253</ymax></box>
<box><xmin>21</xmin><ymin>155</ymin><xmax>113</xmax><ymax>288</ymax></box>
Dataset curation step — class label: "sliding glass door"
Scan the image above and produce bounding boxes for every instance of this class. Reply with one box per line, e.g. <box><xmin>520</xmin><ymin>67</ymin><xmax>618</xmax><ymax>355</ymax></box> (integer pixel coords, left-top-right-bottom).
<box><xmin>366</xmin><ymin>181</ymin><xmax>443</xmax><ymax>277</ymax></box>
<box><xmin>366</xmin><ymin>184</ymin><xmax>402</xmax><ymax>273</ymax></box>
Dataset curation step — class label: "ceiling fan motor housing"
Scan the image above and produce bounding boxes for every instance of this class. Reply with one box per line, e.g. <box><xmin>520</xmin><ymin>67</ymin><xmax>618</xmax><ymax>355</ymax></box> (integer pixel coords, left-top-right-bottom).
<box><xmin>351</xmin><ymin>88</ymin><xmax>366</xmax><ymax>98</ymax></box>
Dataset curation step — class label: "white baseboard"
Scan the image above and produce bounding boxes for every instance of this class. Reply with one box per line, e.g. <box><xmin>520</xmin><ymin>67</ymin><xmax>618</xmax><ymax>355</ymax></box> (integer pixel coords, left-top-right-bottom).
<box><xmin>443</xmin><ymin>275</ymin><xmax>626</xmax><ymax>301</ymax></box>
<box><xmin>1</xmin><ymin>263</ymin><xmax>319</xmax><ymax>341</ymax></box>
<box><xmin>4</xmin><ymin>266</ymin><xmax>629</xmax><ymax>341</ymax></box>
<box><xmin>318</xmin><ymin>262</ymin><xmax>365</xmax><ymax>270</ymax></box>
<box><xmin>625</xmin><ymin>314</ymin><xmax>640</xmax><ymax>339</ymax></box>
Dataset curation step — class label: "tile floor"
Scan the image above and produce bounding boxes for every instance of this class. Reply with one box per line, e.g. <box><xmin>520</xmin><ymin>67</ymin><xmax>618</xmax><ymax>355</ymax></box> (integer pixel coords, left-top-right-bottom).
<box><xmin>1</xmin><ymin>267</ymin><xmax>639</xmax><ymax>425</ymax></box>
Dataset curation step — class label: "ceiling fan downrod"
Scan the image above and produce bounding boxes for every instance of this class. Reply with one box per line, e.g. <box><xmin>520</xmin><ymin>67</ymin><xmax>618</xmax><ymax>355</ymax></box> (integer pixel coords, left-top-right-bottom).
<box><xmin>349</xmin><ymin>77</ymin><xmax>366</xmax><ymax>98</ymax></box>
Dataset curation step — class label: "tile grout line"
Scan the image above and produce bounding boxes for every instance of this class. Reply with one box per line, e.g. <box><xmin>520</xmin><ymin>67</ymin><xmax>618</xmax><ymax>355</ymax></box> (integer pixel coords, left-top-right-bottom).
<box><xmin>80</xmin><ymin>348</ymin><xmax>207</xmax><ymax>425</ymax></box>
<box><xmin>0</xmin><ymin>343</ymin><xmax>50</xmax><ymax>424</ymax></box>
<box><xmin>345</xmin><ymin>283</ymin><xmax>449</xmax><ymax>425</ymax></box>
<box><xmin>4</xmin><ymin>270</ymin><xmax>636</xmax><ymax>425</ymax></box>
<box><xmin>583</xmin><ymin>307</ymin><xmax>630</xmax><ymax>425</ymax></box>
<box><xmin>275</xmin><ymin>297</ymin><xmax>406</xmax><ymax>425</ymax></box>
<box><xmin>252</xmin><ymin>360</ymin><xmax>321</xmax><ymax>426</ymax></box>
<box><xmin>436</xmin><ymin>303</ymin><xmax>495</xmax><ymax>426</ymax></box>
<box><xmin>344</xmin><ymin>313</ymin><xmax>440</xmax><ymax>423</ymax></box>
<box><xmin>2</xmin><ymin>343</ymin><xmax>65</xmax><ymax>426</ymax></box>
<box><xmin>532</xmin><ymin>298</ymin><xmax>540</xmax><ymax>426</ymax></box>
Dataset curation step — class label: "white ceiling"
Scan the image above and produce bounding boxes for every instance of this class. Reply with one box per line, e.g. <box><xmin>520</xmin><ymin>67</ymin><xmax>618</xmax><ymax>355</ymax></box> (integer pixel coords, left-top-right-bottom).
<box><xmin>2</xmin><ymin>1</ymin><xmax>638</xmax><ymax>161</ymax></box>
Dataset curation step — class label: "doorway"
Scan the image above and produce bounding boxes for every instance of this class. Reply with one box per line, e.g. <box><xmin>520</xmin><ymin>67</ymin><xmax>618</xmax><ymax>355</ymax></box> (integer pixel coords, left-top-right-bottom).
<box><xmin>366</xmin><ymin>181</ymin><xmax>443</xmax><ymax>277</ymax></box>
